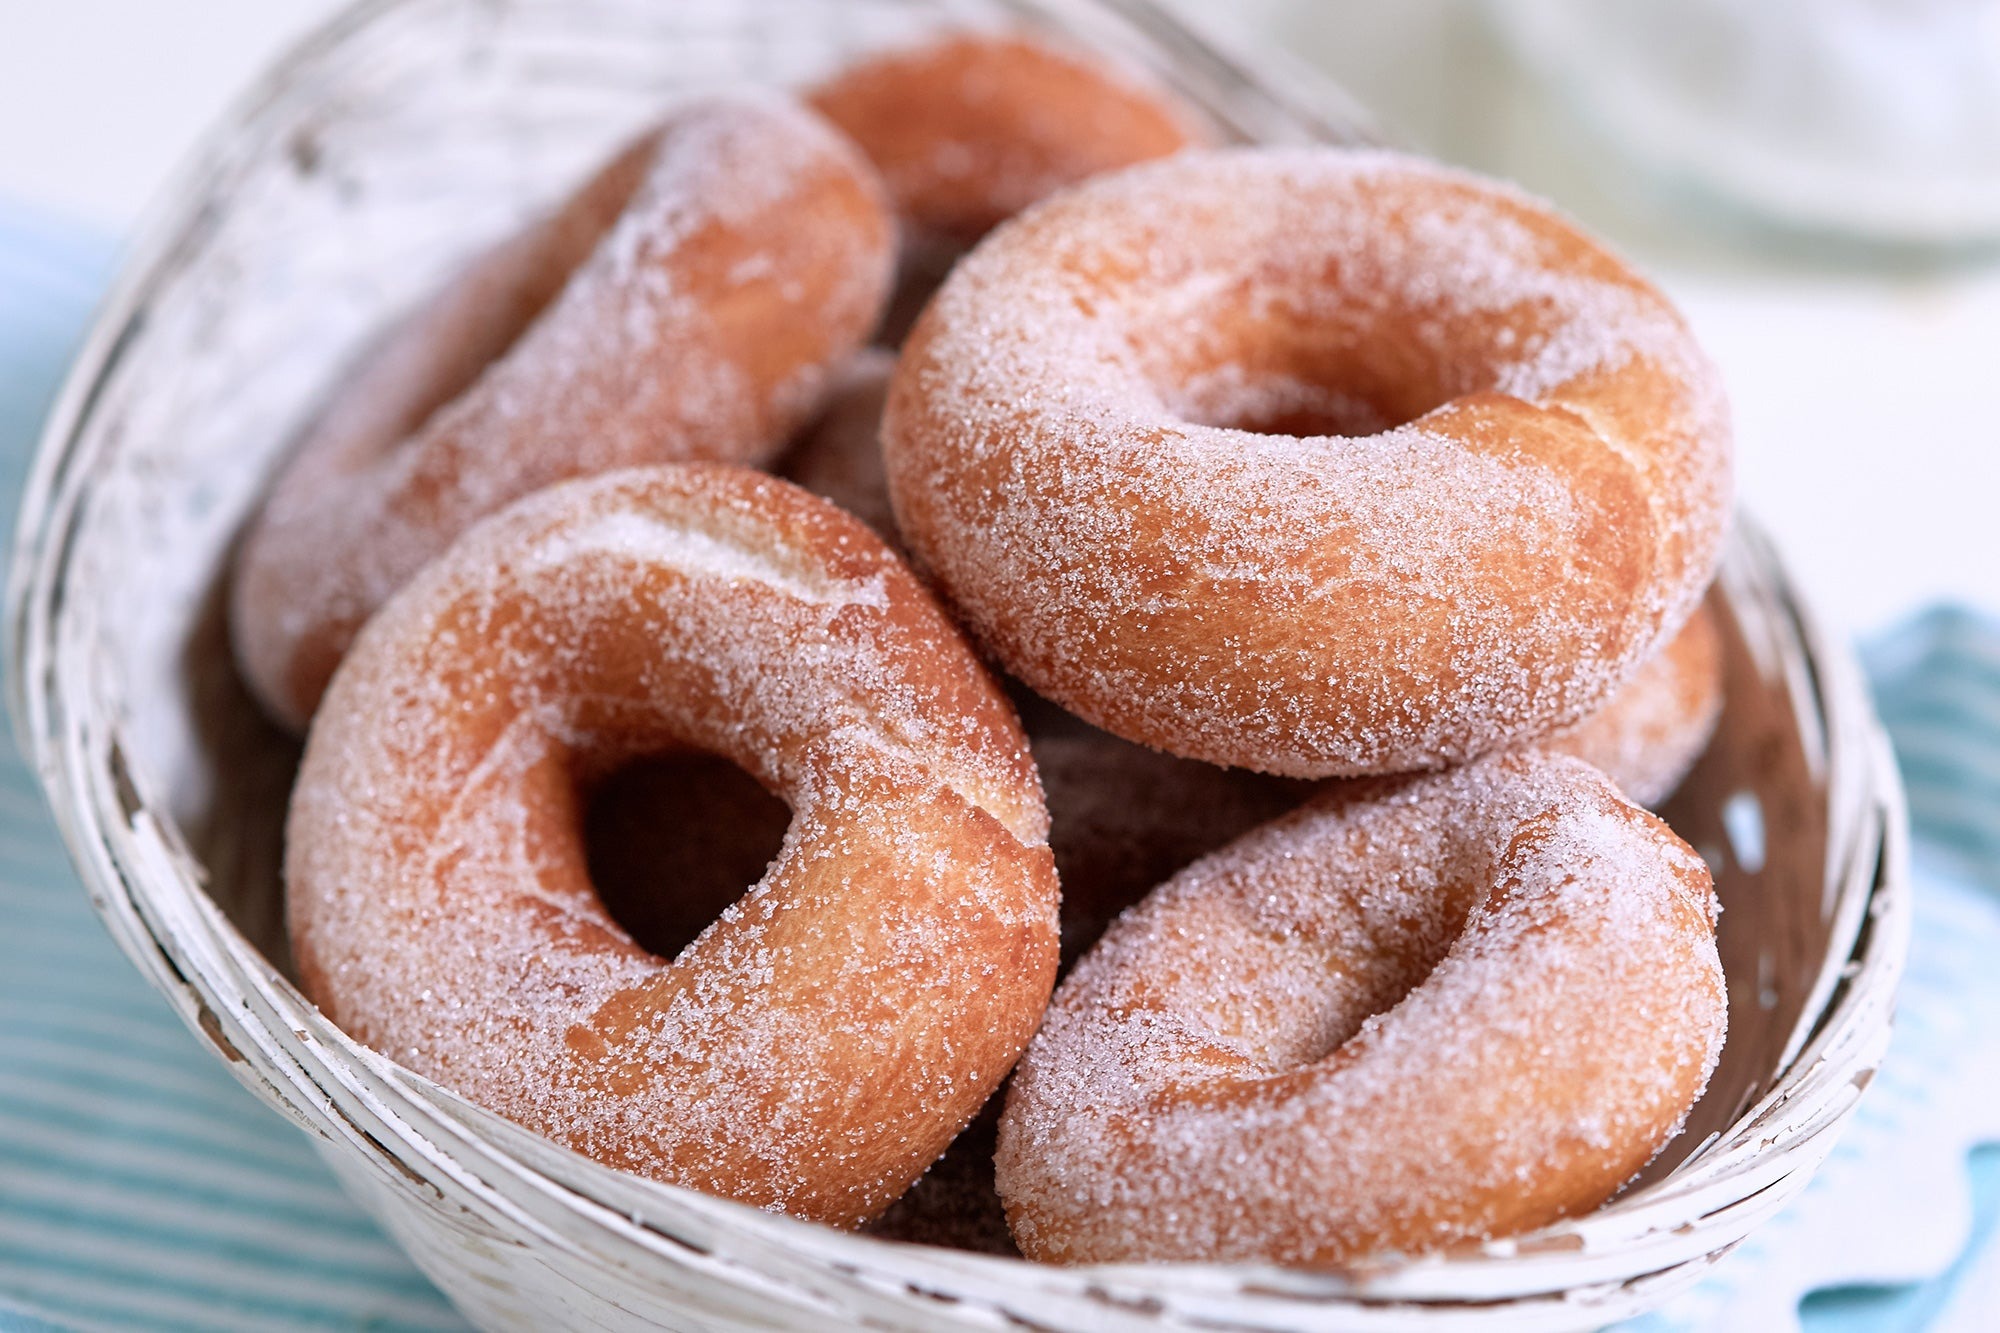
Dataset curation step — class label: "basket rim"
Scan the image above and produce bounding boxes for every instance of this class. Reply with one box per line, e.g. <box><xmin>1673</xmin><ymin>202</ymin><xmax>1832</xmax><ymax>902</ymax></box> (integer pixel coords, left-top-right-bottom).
<box><xmin>3</xmin><ymin>0</ymin><xmax>1913</xmax><ymax>1324</ymax></box>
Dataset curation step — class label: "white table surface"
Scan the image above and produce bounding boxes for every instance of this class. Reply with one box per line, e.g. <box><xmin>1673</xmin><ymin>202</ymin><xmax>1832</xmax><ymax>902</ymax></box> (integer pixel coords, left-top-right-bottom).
<box><xmin>3</xmin><ymin>0</ymin><xmax>1996</xmax><ymax>636</ymax></box>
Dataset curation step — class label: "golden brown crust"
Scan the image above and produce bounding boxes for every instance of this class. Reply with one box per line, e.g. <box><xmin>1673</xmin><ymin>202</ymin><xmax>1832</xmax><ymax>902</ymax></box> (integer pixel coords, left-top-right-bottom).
<box><xmin>1546</xmin><ymin>601</ymin><xmax>1725</xmax><ymax>805</ymax></box>
<box><xmin>995</xmin><ymin>750</ymin><xmax>1726</xmax><ymax>1266</ymax></box>
<box><xmin>232</xmin><ymin>95</ymin><xmax>895</xmax><ymax>730</ymax></box>
<box><xmin>809</xmin><ymin>32</ymin><xmax>1202</xmax><ymax>247</ymax></box>
<box><xmin>287</xmin><ymin>465</ymin><xmax>1058</xmax><ymax>1227</ymax></box>
<box><xmin>885</xmin><ymin>148</ymin><xmax>1733</xmax><ymax>776</ymax></box>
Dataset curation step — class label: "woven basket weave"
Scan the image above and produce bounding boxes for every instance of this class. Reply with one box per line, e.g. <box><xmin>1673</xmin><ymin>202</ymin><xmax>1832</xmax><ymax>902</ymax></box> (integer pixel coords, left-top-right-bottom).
<box><xmin>8</xmin><ymin>1</ymin><xmax>1907</xmax><ymax>1328</ymax></box>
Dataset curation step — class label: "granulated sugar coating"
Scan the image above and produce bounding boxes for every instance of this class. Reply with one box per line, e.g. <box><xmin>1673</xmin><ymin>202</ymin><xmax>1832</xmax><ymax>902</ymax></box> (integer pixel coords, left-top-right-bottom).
<box><xmin>1545</xmin><ymin>601</ymin><xmax>1725</xmax><ymax>807</ymax></box>
<box><xmin>995</xmin><ymin>750</ymin><xmax>1726</xmax><ymax>1266</ymax></box>
<box><xmin>885</xmin><ymin>147</ymin><xmax>1734</xmax><ymax>776</ymax></box>
<box><xmin>286</xmin><ymin>466</ymin><xmax>1059</xmax><ymax>1228</ymax></box>
<box><xmin>233</xmin><ymin>92</ymin><xmax>895</xmax><ymax>730</ymax></box>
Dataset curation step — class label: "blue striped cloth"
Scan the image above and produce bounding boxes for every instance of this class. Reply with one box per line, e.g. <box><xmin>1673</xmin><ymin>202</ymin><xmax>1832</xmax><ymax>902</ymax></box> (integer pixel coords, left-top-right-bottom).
<box><xmin>1871</xmin><ymin>609</ymin><xmax>2000</xmax><ymax>882</ymax></box>
<box><xmin>2</xmin><ymin>200</ymin><xmax>1997</xmax><ymax>1331</ymax></box>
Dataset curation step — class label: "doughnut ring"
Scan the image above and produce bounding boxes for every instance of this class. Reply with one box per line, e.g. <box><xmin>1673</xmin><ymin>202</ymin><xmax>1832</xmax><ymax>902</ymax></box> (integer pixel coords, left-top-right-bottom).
<box><xmin>234</xmin><ymin>94</ymin><xmax>895</xmax><ymax>729</ymax></box>
<box><xmin>287</xmin><ymin>465</ymin><xmax>1058</xmax><ymax>1227</ymax></box>
<box><xmin>1547</xmin><ymin>601</ymin><xmax>1724</xmax><ymax>806</ymax></box>
<box><xmin>885</xmin><ymin>148</ymin><xmax>1733</xmax><ymax>776</ymax></box>
<box><xmin>995</xmin><ymin>749</ymin><xmax>1725</xmax><ymax>1265</ymax></box>
<box><xmin>810</xmin><ymin>31</ymin><xmax>1202</xmax><ymax>247</ymax></box>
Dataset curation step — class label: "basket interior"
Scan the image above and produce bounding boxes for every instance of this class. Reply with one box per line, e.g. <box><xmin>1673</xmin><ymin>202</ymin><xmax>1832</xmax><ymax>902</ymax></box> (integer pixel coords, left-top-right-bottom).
<box><xmin>27</xmin><ymin>0</ymin><xmax>1869</xmax><ymax>1287</ymax></box>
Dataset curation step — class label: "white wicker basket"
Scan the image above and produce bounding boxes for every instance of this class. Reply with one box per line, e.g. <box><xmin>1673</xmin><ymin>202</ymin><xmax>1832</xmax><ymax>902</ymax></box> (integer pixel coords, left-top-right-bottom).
<box><xmin>7</xmin><ymin>1</ymin><xmax>1907</xmax><ymax>1328</ymax></box>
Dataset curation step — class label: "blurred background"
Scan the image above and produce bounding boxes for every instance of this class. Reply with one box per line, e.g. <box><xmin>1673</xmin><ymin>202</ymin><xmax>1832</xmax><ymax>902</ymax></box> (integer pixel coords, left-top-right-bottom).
<box><xmin>5</xmin><ymin>0</ymin><xmax>1999</xmax><ymax>633</ymax></box>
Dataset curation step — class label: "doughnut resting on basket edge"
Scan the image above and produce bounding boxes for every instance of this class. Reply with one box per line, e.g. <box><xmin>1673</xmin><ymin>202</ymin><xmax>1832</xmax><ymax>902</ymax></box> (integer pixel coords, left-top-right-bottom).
<box><xmin>284</xmin><ymin>466</ymin><xmax>1060</xmax><ymax>1228</ymax></box>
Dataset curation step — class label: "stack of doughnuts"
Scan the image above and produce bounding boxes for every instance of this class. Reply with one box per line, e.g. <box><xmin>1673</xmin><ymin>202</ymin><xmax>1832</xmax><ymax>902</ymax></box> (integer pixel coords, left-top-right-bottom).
<box><xmin>240</xmin><ymin>27</ymin><xmax>1733</xmax><ymax>1270</ymax></box>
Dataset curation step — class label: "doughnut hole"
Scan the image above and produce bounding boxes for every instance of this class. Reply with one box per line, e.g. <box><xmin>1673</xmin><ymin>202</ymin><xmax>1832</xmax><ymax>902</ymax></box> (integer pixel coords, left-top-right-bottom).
<box><xmin>1136</xmin><ymin>816</ymin><xmax>1489</xmax><ymax>1081</ymax></box>
<box><xmin>1145</xmin><ymin>268</ymin><xmax>1571</xmax><ymax>441</ymax></box>
<box><xmin>583</xmin><ymin>752</ymin><xmax>792</xmax><ymax>961</ymax></box>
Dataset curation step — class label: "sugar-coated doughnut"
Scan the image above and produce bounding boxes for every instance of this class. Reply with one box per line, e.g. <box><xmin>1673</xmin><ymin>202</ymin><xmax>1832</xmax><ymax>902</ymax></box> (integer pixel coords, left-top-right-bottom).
<box><xmin>287</xmin><ymin>465</ymin><xmax>1058</xmax><ymax>1226</ymax></box>
<box><xmin>886</xmin><ymin>148</ymin><xmax>1733</xmax><ymax>777</ymax></box>
<box><xmin>868</xmin><ymin>1098</ymin><xmax>1016</xmax><ymax>1254</ymax></box>
<box><xmin>233</xmin><ymin>94</ymin><xmax>895</xmax><ymax>730</ymax></box>
<box><xmin>996</xmin><ymin>750</ymin><xmax>1726</xmax><ymax>1266</ymax></box>
<box><xmin>810</xmin><ymin>32</ymin><xmax>1202</xmax><ymax>247</ymax></box>
<box><xmin>1547</xmin><ymin>601</ymin><xmax>1724</xmax><ymax>806</ymax></box>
